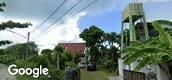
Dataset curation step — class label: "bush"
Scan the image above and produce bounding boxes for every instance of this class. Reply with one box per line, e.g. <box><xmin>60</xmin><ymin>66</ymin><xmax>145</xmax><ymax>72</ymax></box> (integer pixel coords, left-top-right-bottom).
<box><xmin>102</xmin><ymin>60</ymin><xmax>118</xmax><ymax>72</ymax></box>
<box><xmin>48</xmin><ymin>69</ymin><xmax>64</xmax><ymax>80</ymax></box>
<box><xmin>65</xmin><ymin>61</ymin><xmax>77</xmax><ymax>68</ymax></box>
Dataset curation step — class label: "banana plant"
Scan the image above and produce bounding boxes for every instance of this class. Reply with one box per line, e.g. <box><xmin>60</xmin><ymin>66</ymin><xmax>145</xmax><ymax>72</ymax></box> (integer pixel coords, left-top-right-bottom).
<box><xmin>121</xmin><ymin>20</ymin><xmax>172</xmax><ymax>80</ymax></box>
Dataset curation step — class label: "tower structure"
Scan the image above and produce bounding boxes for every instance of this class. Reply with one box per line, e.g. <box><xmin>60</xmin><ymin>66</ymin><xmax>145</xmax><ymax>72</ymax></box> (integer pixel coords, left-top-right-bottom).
<box><xmin>119</xmin><ymin>3</ymin><xmax>149</xmax><ymax>77</ymax></box>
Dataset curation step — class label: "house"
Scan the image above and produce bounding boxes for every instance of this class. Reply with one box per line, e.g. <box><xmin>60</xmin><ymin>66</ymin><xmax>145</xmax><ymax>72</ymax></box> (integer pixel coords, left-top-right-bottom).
<box><xmin>58</xmin><ymin>43</ymin><xmax>86</xmax><ymax>63</ymax></box>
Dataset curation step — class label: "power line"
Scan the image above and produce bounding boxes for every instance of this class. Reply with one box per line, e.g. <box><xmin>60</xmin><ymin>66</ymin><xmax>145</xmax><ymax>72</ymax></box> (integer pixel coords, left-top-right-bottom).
<box><xmin>32</xmin><ymin>0</ymin><xmax>98</xmax><ymax>40</ymax></box>
<box><xmin>5</xmin><ymin>29</ymin><xmax>27</xmax><ymax>39</ymax></box>
<box><xmin>30</xmin><ymin>0</ymin><xmax>66</xmax><ymax>33</ymax></box>
<box><xmin>31</xmin><ymin>0</ymin><xmax>82</xmax><ymax>40</ymax></box>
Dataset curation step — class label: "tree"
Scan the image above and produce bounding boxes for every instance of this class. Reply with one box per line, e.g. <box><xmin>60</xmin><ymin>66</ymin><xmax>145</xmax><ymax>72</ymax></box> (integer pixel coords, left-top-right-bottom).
<box><xmin>80</xmin><ymin>25</ymin><xmax>104</xmax><ymax>47</ymax></box>
<box><xmin>121</xmin><ymin>20</ymin><xmax>172</xmax><ymax>80</ymax></box>
<box><xmin>0</xmin><ymin>2</ymin><xmax>31</xmax><ymax>46</ymax></box>
<box><xmin>104</xmin><ymin>32</ymin><xmax>120</xmax><ymax>48</ymax></box>
<box><xmin>0</xmin><ymin>2</ymin><xmax>6</xmax><ymax>12</ymax></box>
<box><xmin>41</xmin><ymin>49</ymin><xmax>52</xmax><ymax>55</ymax></box>
<box><xmin>0</xmin><ymin>40</ymin><xmax>12</xmax><ymax>46</ymax></box>
<box><xmin>5</xmin><ymin>42</ymin><xmax>38</xmax><ymax>59</ymax></box>
<box><xmin>80</xmin><ymin>25</ymin><xmax>104</xmax><ymax>62</ymax></box>
<box><xmin>54</xmin><ymin>45</ymin><xmax>64</xmax><ymax>70</ymax></box>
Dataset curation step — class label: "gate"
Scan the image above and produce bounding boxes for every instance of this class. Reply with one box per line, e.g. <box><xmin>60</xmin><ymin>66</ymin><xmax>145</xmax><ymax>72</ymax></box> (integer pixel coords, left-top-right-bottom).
<box><xmin>123</xmin><ymin>69</ymin><xmax>146</xmax><ymax>80</ymax></box>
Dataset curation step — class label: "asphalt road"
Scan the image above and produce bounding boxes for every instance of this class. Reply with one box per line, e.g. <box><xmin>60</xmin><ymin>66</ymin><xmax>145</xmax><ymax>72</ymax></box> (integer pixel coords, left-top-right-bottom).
<box><xmin>0</xmin><ymin>64</ymin><xmax>16</xmax><ymax>80</ymax></box>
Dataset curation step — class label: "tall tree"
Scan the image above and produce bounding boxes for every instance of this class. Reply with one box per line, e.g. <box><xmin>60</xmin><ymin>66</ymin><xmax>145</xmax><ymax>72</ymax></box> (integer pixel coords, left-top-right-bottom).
<box><xmin>80</xmin><ymin>25</ymin><xmax>104</xmax><ymax>62</ymax></box>
<box><xmin>80</xmin><ymin>25</ymin><xmax>104</xmax><ymax>47</ymax></box>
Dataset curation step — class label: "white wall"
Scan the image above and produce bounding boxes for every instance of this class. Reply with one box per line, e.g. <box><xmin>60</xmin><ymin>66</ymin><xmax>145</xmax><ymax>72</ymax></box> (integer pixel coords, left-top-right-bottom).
<box><xmin>156</xmin><ymin>65</ymin><xmax>169</xmax><ymax>80</ymax></box>
<box><xmin>118</xmin><ymin>59</ymin><xmax>125</xmax><ymax>77</ymax></box>
<box><xmin>118</xmin><ymin>59</ymin><xmax>169</xmax><ymax>80</ymax></box>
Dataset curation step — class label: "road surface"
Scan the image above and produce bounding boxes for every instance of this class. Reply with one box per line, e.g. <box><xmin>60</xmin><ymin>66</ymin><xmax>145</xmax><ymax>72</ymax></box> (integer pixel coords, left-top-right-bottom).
<box><xmin>0</xmin><ymin>64</ymin><xmax>16</xmax><ymax>80</ymax></box>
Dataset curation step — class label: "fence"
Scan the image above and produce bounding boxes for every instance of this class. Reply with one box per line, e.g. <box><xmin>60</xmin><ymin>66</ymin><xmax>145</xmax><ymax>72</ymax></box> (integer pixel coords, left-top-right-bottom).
<box><xmin>64</xmin><ymin>68</ymin><xmax>80</xmax><ymax>80</ymax></box>
<box><xmin>123</xmin><ymin>69</ymin><xmax>146</xmax><ymax>80</ymax></box>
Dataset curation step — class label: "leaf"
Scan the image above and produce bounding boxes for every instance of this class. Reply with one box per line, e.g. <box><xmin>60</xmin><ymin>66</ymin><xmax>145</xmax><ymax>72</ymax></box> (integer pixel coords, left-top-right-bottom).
<box><xmin>122</xmin><ymin>52</ymin><xmax>133</xmax><ymax>60</ymax></box>
<box><xmin>145</xmin><ymin>37</ymin><xmax>160</xmax><ymax>47</ymax></box>
<box><xmin>152</xmin><ymin>21</ymin><xmax>172</xmax><ymax>48</ymax></box>
<box><xmin>120</xmin><ymin>47</ymin><xmax>139</xmax><ymax>54</ymax></box>
<box><xmin>123</xmin><ymin>48</ymin><xmax>165</xmax><ymax>65</ymax></box>
<box><xmin>155</xmin><ymin>20</ymin><xmax>172</xmax><ymax>27</ymax></box>
<box><xmin>134</xmin><ymin>56</ymin><xmax>152</xmax><ymax>71</ymax></box>
<box><xmin>129</xmin><ymin>41</ymin><xmax>145</xmax><ymax>48</ymax></box>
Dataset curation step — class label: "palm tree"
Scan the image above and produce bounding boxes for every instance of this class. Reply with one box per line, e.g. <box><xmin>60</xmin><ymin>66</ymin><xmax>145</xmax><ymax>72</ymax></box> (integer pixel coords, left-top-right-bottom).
<box><xmin>104</xmin><ymin>32</ymin><xmax>120</xmax><ymax>48</ymax></box>
<box><xmin>121</xmin><ymin>20</ymin><xmax>172</xmax><ymax>80</ymax></box>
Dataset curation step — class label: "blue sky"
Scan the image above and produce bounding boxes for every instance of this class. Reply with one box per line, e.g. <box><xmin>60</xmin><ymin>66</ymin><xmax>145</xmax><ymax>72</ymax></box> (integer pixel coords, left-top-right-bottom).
<box><xmin>79</xmin><ymin>10</ymin><xmax>121</xmax><ymax>33</ymax></box>
<box><xmin>1</xmin><ymin>0</ymin><xmax>172</xmax><ymax>49</ymax></box>
<box><xmin>79</xmin><ymin>0</ymin><xmax>172</xmax><ymax>34</ymax></box>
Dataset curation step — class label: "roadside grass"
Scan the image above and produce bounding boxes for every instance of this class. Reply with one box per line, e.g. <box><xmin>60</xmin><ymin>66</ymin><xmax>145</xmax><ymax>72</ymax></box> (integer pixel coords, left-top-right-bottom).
<box><xmin>80</xmin><ymin>69</ymin><xmax>117</xmax><ymax>80</ymax></box>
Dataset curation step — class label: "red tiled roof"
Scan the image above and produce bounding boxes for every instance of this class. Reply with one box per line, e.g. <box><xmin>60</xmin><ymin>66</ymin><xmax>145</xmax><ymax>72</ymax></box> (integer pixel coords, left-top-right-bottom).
<box><xmin>58</xmin><ymin>43</ymin><xmax>86</xmax><ymax>56</ymax></box>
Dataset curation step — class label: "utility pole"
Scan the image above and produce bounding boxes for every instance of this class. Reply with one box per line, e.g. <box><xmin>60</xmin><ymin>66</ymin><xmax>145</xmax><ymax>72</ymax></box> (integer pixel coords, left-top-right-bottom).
<box><xmin>26</xmin><ymin>32</ymin><xmax>30</xmax><ymax>59</ymax></box>
<box><xmin>27</xmin><ymin>32</ymin><xmax>30</xmax><ymax>43</ymax></box>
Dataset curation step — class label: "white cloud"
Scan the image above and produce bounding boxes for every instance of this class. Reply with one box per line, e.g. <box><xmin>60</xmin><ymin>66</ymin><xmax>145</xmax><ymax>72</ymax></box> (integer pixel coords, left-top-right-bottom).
<box><xmin>1</xmin><ymin>0</ymin><xmax>172</xmax><ymax>50</ymax></box>
<box><xmin>0</xmin><ymin>12</ymin><xmax>86</xmax><ymax>50</ymax></box>
<box><xmin>0</xmin><ymin>0</ymin><xmax>116</xmax><ymax>50</ymax></box>
<box><xmin>32</xmin><ymin>12</ymin><xmax>86</xmax><ymax>50</ymax></box>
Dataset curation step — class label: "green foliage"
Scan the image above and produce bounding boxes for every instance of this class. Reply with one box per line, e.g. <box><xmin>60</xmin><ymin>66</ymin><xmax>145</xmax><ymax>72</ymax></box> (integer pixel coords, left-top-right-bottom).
<box><xmin>64</xmin><ymin>52</ymin><xmax>73</xmax><ymax>62</ymax></box>
<box><xmin>79</xmin><ymin>25</ymin><xmax>105</xmax><ymax>47</ymax></box>
<box><xmin>5</xmin><ymin>42</ymin><xmax>38</xmax><ymax>59</ymax></box>
<box><xmin>0</xmin><ymin>21</ymin><xmax>32</xmax><ymax>30</ymax></box>
<box><xmin>0</xmin><ymin>40</ymin><xmax>12</xmax><ymax>46</ymax></box>
<box><xmin>47</xmin><ymin>69</ymin><xmax>64</xmax><ymax>80</ymax></box>
<box><xmin>152</xmin><ymin>21</ymin><xmax>172</xmax><ymax>48</ymax></box>
<box><xmin>73</xmin><ymin>54</ymin><xmax>80</xmax><ymax>64</ymax></box>
<box><xmin>80</xmin><ymin>26</ymin><xmax>120</xmax><ymax>71</ymax></box>
<box><xmin>54</xmin><ymin>45</ymin><xmax>64</xmax><ymax>53</ymax></box>
<box><xmin>104</xmin><ymin>32</ymin><xmax>120</xmax><ymax>47</ymax></box>
<box><xmin>65</xmin><ymin>61</ymin><xmax>77</xmax><ymax>68</ymax></box>
<box><xmin>41</xmin><ymin>49</ymin><xmax>52</xmax><ymax>55</ymax></box>
<box><xmin>0</xmin><ymin>49</ymin><xmax>5</xmax><ymax>55</ymax></box>
<box><xmin>0</xmin><ymin>42</ymin><xmax>38</xmax><ymax>65</ymax></box>
<box><xmin>0</xmin><ymin>54</ymin><xmax>17</xmax><ymax>64</ymax></box>
<box><xmin>38</xmin><ymin>69</ymin><xmax>64</xmax><ymax>80</ymax></box>
<box><xmin>0</xmin><ymin>2</ymin><xmax>31</xmax><ymax>47</ymax></box>
<box><xmin>102</xmin><ymin>60</ymin><xmax>113</xmax><ymax>69</ymax></box>
<box><xmin>0</xmin><ymin>2</ymin><xmax>6</xmax><ymax>12</ymax></box>
<box><xmin>121</xmin><ymin>20</ymin><xmax>172</xmax><ymax>72</ymax></box>
<box><xmin>16</xmin><ymin>54</ymin><xmax>64</xmax><ymax>80</ymax></box>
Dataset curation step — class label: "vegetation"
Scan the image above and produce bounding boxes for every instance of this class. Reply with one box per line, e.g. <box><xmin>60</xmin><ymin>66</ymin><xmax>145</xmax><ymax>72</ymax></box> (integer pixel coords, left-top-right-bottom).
<box><xmin>121</xmin><ymin>20</ymin><xmax>172</xmax><ymax>80</ymax></box>
<box><xmin>80</xmin><ymin>25</ymin><xmax>120</xmax><ymax>72</ymax></box>
<box><xmin>0</xmin><ymin>2</ymin><xmax>31</xmax><ymax>47</ymax></box>
<box><xmin>80</xmin><ymin>69</ymin><xmax>116</xmax><ymax>80</ymax></box>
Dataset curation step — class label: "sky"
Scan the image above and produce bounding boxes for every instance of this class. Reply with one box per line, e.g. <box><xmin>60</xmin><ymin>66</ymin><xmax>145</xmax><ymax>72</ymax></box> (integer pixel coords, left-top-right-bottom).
<box><xmin>0</xmin><ymin>0</ymin><xmax>172</xmax><ymax>50</ymax></box>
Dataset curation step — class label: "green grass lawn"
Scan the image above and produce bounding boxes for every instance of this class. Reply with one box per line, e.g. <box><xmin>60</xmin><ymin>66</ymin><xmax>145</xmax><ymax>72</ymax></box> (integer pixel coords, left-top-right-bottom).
<box><xmin>80</xmin><ymin>69</ymin><xmax>117</xmax><ymax>80</ymax></box>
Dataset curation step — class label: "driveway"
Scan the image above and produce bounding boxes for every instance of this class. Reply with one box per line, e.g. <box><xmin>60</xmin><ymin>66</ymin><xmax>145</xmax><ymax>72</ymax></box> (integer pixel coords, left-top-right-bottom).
<box><xmin>0</xmin><ymin>64</ymin><xmax>16</xmax><ymax>80</ymax></box>
<box><xmin>80</xmin><ymin>69</ymin><xmax>116</xmax><ymax>80</ymax></box>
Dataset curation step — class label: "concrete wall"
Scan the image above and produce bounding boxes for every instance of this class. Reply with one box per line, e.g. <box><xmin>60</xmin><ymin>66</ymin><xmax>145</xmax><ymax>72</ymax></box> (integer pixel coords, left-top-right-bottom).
<box><xmin>118</xmin><ymin>60</ymin><xmax>169</xmax><ymax>80</ymax></box>
<box><xmin>156</xmin><ymin>65</ymin><xmax>169</xmax><ymax>80</ymax></box>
